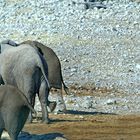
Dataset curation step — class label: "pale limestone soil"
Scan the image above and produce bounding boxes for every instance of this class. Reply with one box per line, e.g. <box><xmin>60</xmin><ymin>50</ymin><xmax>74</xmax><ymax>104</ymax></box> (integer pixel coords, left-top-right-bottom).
<box><xmin>0</xmin><ymin>0</ymin><xmax>140</xmax><ymax>93</ymax></box>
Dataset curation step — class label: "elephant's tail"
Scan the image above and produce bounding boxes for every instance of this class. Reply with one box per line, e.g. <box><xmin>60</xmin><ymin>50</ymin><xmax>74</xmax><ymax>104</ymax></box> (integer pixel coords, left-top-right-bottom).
<box><xmin>59</xmin><ymin>62</ymin><xmax>69</xmax><ymax>95</ymax></box>
<box><xmin>37</xmin><ymin>53</ymin><xmax>50</xmax><ymax>89</ymax></box>
<box><xmin>60</xmin><ymin>70</ymin><xmax>69</xmax><ymax>95</ymax></box>
<box><xmin>25</xmin><ymin>101</ymin><xmax>37</xmax><ymax>116</ymax></box>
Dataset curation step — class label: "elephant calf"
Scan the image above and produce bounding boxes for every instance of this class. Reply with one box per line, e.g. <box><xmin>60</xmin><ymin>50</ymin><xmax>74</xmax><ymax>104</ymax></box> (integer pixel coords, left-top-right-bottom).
<box><xmin>0</xmin><ymin>85</ymin><xmax>36</xmax><ymax>140</ymax></box>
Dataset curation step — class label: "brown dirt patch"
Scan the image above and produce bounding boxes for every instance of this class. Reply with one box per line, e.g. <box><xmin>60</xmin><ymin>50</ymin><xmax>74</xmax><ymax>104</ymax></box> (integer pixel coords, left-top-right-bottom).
<box><xmin>23</xmin><ymin>114</ymin><xmax>140</xmax><ymax>140</ymax></box>
<box><xmin>51</xmin><ymin>84</ymin><xmax>117</xmax><ymax>97</ymax></box>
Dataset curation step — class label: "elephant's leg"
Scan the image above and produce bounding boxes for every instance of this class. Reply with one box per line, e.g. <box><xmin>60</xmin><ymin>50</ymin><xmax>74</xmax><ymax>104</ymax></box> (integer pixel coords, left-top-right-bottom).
<box><xmin>56</xmin><ymin>89</ymin><xmax>67</xmax><ymax>113</ymax></box>
<box><xmin>27</xmin><ymin>108</ymin><xmax>32</xmax><ymax>123</ymax></box>
<box><xmin>0</xmin><ymin>115</ymin><xmax>4</xmax><ymax>139</ymax></box>
<box><xmin>26</xmin><ymin>93</ymin><xmax>36</xmax><ymax>123</ymax></box>
<box><xmin>0</xmin><ymin>129</ymin><xmax>4</xmax><ymax>140</ymax></box>
<box><xmin>38</xmin><ymin>80</ymin><xmax>50</xmax><ymax>123</ymax></box>
<box><xmin>31</xmin><ymin>95</ymin><xmax>36</xmax><ymax>108</ymax></box>
<box><xmin>24</xmin><ymin>91</ymin><xmax>33</xmax><ymax>123</ymax></box>
<box><xmin>6</xmin><ymin>112</ymin><xmax>19</xmax><ymax>140</ymax></box>
<box><xmin>49</xmin><ymin>101</ymin><xmax>57</xmax><ymax>112</ymax></box>
<box><xmin>9</xmin><ymin>135</ymin><xmax>17</xmax><ymax>140</ymax></box>
<box><xmin>22</xmin><ymin>77</ymin><xmax>35</xmax><ymax>123</ymax></box>
<box><xmin>7</xmin><ymin>128</ymin><xmax>18</xmax><ymax>140</ymax></box>
<box><xmin>0</xmin><ymin>74</ymin><xmax>4</xmax><ymax>85</ymax></box>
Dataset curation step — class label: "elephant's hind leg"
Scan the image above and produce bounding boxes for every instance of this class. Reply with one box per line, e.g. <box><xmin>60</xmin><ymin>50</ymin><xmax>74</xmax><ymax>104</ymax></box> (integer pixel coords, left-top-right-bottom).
<box><xmin>56</xmin><ymin>89</ymin><xmax>67</xmax><ymax>113</ymax></box>
<box><xmin>38</xmin><ymin>80</ymin><xmax>51</xmax><ymax>123</ymax></box>
<box><xmin>22</xmin><ymin>76</ymin><xmax>35</xmax><ymax>123</ymax></box>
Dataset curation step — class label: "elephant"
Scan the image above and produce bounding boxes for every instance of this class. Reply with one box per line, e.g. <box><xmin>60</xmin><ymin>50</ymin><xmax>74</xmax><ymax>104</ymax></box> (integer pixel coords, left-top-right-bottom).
<box><xmin>0</xmin><ymin>43</ymin><xmax>56</xmax><ymax>123</ymax></box>
<box><xmin>0</xmin><ymin>39</ymin><xmax>69</xmax><ymax>113</ymax></box>
<box><xmin>20</xmin><ymin>40</ymin><xmax>69</xmax><ymax>113</ymax></box>
<box><xmin>0</xmin><ymin>85</ymin><xmax>36</xmax><ymax>140</ymax></box>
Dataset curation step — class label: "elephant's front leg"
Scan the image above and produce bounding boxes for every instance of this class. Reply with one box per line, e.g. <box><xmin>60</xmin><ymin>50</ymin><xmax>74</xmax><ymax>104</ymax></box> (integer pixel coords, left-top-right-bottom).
<box><xmin>38</xmin><ymin>80</ymin><xmax>50</xmax><ymax>124</ymax></box>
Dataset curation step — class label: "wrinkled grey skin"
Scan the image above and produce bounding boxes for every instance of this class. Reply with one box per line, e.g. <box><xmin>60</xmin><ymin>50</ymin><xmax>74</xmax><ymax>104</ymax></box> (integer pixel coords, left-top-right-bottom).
<box><xmin>0</xmin><ymin>43</ymin><xmax>56</xmax><ymax>123</ymax></box>
<box><xmin>0</xmin><ymin>39</ymin><xmax>69</xmax><ymax>113</ymax></box>
<box><xmin>21</xmin><ymin>41</ymin><xmax>69</xmax><ymax>112</ymax></box>
<box><xmin>0</xmin><ymin>85</ymin><xmax>36</xmax><ymax>140</ymax></box>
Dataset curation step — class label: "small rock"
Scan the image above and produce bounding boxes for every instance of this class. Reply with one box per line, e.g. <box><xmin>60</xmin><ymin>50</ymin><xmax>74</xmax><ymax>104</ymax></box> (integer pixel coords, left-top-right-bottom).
<box><xmin>106</xmin><ymin>99</ymin><xmax>117</xmax><ymax>105</ymax></box>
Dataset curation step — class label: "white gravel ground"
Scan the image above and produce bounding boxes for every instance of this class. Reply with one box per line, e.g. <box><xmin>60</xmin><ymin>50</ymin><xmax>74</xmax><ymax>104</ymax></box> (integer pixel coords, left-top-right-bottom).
<box><xmin>0</xmin><ymin>1</ymin><xmax>140</xmax><ymax>139</ymax></box>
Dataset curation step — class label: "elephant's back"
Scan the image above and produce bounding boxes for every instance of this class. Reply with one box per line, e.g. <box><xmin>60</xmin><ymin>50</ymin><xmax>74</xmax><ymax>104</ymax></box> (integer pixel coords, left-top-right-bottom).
<box><xmin>0</xmin><ymin>44</ymin><xmax>40</xmax><ymax>85</ymax></box>
<box><xmin>1</xmin><ymin>44</ymin><xmax>38</xmax><ymax>65</ymax></box>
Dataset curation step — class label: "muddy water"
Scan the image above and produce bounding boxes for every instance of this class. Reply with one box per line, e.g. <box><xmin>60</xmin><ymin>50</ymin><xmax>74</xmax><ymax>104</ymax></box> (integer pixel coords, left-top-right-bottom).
<box><xmin>23</xmin><ymin>114</ymin><xmax>140</xmax><ymax>140</ymax></box>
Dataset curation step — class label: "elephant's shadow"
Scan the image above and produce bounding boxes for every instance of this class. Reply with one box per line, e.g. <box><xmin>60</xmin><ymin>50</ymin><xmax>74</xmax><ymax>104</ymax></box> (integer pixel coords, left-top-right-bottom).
<box><xmin>1</xmin><ymin>131</ymin><xmax>66</xmax><ymax>140</ymax></box>
<box><xmin>19</xmin><ymin>131</ymin><xmax>66</xmax><ymax>140</ymax></box>
<box><xmin>66</xmin><ymin>110</ymin><xmax>116</xmax><ymax>115</ymax></box>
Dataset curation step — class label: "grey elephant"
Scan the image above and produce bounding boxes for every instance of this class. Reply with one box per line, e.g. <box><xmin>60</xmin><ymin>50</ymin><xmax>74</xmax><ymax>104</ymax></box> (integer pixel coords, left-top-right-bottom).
<box><xmin>0</xmin><ymin>39</ymin><xmax>69</xmax><ymax>113</ymax></box>
<box><xmin>20</xmin><ymin>40</ymin><xmax>69</xmax><ymax>112</ymax></box>
<box><xmin>0</xmin><ymin>85</ymin><xmax>36</xmax><ymax>140</ymax></box>
<box><xmin>0</xmin><ymin>43</ymin><xmax>56</xmax><ymax>123</ymax></box>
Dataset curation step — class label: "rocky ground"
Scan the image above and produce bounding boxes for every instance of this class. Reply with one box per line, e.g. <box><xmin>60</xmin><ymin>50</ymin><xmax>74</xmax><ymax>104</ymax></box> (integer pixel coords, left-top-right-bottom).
<box><xmin>0</xmin><ymin>0</ymin><xmax>140</xmax><ymax>92</ymax></box>
<box><xmin>0</xmin><ymin>0</ymin><xmax>140</xmax><ymax>139</ymax></box>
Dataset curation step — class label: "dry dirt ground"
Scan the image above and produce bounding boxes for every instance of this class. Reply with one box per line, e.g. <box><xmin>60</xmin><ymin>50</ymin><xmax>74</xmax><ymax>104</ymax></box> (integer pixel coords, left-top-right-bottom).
<box><xmin>24</xmin><ymin>114</ymin><xmax>140</xmax><ymax>140</ymax></box>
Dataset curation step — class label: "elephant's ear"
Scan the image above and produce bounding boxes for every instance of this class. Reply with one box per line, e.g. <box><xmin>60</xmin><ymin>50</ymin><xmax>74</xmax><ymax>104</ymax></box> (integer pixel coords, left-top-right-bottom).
<box><xmin>37</xmin><ymin>47</ymin><xmax>44</xmax><ymax>56</ymax></box>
